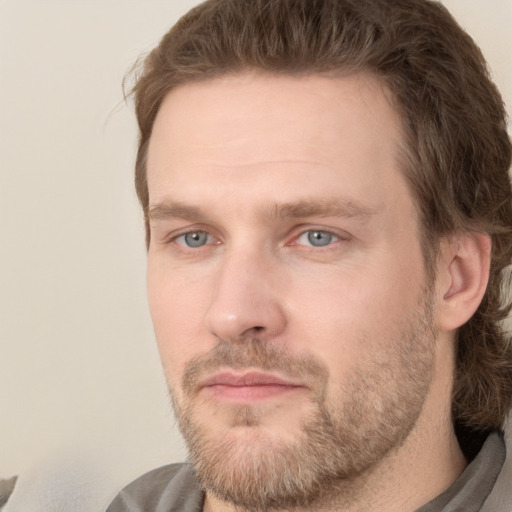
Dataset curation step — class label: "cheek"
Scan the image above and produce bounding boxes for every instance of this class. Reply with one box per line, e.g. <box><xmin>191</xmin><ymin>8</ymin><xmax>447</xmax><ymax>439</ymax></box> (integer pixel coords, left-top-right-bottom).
<box><xmin>284</xmin><ymin>257</ymin><xmax>425</xmax><ymax>369</ymax></box>
<box><xmin>147</xmin><ymin>264</ymin><xmax>210</xmax><ymax>382</ymax></box>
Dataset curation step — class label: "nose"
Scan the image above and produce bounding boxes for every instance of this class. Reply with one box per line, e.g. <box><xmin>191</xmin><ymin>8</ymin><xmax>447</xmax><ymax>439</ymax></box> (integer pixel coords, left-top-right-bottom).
<box><xmin>204</xmin><ymin>249</ymin><xmax>287</xmax><ymax>342</ymax></box>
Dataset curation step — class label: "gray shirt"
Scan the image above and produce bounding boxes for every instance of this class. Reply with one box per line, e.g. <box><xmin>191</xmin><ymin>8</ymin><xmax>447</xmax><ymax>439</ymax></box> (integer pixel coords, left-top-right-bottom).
<box><xmin>107</xmin><ymin>432</ymin><xmax>506</xmax><ymax>512</ymax></box>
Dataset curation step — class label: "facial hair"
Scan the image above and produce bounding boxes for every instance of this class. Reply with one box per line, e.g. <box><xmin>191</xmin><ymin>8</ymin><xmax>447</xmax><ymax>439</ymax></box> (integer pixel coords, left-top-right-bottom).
<box><xmin>169</xmin><ymin>289</ymin><xmax>437</xmax><ymax>512</ymax></box>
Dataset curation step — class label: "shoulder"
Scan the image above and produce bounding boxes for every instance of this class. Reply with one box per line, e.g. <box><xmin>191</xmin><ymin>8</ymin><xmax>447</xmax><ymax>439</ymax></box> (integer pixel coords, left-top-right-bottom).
<box><xmin>106</xmin><ymin>462</ymin><xmax>203</xmax><ymax>512</ymax></box>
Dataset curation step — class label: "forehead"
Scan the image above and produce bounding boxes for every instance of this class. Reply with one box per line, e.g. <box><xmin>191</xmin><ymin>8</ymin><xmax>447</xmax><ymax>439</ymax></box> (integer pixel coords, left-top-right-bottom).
<box><xmin>147</xmin><ymin>72</ymin><xmax>408</xmax><ymax>212</ymax></box>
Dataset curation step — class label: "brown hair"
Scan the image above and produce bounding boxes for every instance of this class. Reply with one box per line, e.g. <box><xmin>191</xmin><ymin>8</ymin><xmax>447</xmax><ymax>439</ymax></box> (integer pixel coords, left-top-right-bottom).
<box><xmin>129</xmin><ymin>0</ymin><xmax>512</xmax><ymax>440</ymax></box>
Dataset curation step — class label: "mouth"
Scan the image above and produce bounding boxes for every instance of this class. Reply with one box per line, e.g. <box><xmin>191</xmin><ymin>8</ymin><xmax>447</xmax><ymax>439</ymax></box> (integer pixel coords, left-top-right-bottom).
<box><xmin>198</xmin><ymin>371</ymin><xmax>306</xmax><ymax>403</ymax></box>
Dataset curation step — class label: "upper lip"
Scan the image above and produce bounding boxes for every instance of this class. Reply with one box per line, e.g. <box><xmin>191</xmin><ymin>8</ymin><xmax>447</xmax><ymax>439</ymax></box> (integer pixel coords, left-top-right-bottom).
<box><xmin>199</xmin><ymin>371</ymin><xmax>304</xmax><ymax>389</ymax></box>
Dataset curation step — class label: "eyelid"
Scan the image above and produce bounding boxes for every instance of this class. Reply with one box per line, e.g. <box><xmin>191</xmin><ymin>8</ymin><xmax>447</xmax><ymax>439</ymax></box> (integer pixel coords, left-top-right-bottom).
<box><xmin>299</xmin><ymin>230</ymin><xmax>339</xmax><ymax>245</ymax></box>
<box><xmin>157</xmin><ymin>224</ymin><xmax>349</xmax><ymax>250</ymax></box>
<box><xmin>288</xmin><ymin>226</ymin><xmax>350</xmax><ymax>248</ymax></box>
<box><xmin>174</xmin><ymin>231</ymin><xmax>210</xmax><ymax>247</ymax></box>
<box><xmin>174</xmin><ymin>229</ymin><xmax>219</xmax><ymax>245</ymax></box>
<box><xmin>162</xmin><ymin>225</ymin><xmax>221</xmax><ymax>247</ymax></box>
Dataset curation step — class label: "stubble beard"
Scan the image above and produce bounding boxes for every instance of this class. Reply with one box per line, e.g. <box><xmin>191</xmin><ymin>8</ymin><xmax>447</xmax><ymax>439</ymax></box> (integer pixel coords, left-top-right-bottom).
<box><xmin>168</xmin><ymin>290</ymin><xmax>437</xmax><ymax>512</ymax></box>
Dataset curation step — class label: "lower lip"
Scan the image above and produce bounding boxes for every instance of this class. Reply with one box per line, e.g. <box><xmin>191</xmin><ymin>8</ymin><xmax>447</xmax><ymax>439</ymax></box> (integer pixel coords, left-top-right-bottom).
<box><xmin>204</xmin><ymin>383</ymin><xmax>303</xmax><ymax>402</ymax></box>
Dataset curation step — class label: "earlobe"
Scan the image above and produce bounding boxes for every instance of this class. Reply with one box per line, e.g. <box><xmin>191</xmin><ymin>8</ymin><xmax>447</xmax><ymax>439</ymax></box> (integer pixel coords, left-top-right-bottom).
<box><xmin>438</xmin><ymin>232</ymin><xmax>491</xmax><ymax>332</ymax></box>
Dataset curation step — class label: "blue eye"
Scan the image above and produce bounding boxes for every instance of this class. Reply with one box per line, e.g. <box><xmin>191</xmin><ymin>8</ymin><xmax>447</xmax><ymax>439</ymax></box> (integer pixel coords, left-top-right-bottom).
<box><xmin>176</xmin><ymin>231</ymin><xmax>211</xmax><ymax>248</ymax></box>
<box><xmin>297</xmin><ymin>230</ymin><xmax>339</xmax><ymax>247</ymax></box>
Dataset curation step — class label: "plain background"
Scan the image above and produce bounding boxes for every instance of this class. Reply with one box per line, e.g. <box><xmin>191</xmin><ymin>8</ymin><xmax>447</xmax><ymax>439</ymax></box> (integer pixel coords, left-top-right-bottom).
<box><xmin>0</xmin><ymin>1</ymin><xmax>511</xmax><ymax>510</ymax></box>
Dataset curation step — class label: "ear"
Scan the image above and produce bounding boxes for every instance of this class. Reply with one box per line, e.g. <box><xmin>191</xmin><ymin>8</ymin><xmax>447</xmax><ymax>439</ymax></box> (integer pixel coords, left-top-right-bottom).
<box><xmin>437</xmin><ymin>232</ymin><xmax>491</xmax><ymax>332</ymax></box>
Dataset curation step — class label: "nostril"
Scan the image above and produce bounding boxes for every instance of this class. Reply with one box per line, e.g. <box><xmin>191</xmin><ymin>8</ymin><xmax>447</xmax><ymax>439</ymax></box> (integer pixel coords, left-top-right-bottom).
<box><xmin>238</xmin><ymin>325</ymin><xmax>265</xmax><ymax>339</ymax></box>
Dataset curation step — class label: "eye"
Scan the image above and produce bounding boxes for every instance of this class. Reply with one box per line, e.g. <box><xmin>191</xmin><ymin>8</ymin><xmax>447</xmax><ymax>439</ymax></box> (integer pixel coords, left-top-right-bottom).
<box><xmin>174</xmin><ymin>231</ymin><xmax>213</xmax><ymax>248</ymax></box>
<box><xmin>295</xmin><ymin>230</ymin><xmax>340</xmax><ymax>247</ymax></box>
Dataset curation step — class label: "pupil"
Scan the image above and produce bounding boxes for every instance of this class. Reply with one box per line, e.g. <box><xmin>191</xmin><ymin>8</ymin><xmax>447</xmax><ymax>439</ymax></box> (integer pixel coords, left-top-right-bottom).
<box><xmin>308</xmin><ymin>231</ymin><xmax>332</xmax><ymax>246</ymax></box>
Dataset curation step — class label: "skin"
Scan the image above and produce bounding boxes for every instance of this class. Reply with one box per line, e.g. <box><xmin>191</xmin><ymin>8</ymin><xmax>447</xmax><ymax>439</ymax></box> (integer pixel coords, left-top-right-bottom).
<box><xmin>145</xmin><ymin>72</ymin><xmax>484</xmax><ymax>511</ymax></box>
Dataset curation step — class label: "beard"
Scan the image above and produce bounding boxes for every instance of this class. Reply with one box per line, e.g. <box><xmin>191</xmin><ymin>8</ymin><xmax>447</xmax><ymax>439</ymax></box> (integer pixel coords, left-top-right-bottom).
<box><xmin>168</xmin><ymin>289</ymin><xmax>437</xmax><ymax>512</ymax></box>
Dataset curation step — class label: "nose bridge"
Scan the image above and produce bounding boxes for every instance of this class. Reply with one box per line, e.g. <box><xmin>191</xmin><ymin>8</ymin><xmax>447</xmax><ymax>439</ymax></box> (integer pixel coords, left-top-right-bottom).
<box><xmin>204</xmin><ymin>243</ymin><xmax>286</xmax><ymax>342</ymax></box>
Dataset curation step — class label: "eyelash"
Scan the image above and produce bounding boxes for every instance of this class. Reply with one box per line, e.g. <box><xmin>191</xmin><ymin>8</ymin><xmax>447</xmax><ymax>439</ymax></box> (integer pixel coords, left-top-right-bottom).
<box><xmin>173</xmin><ymin>231</ymin><xmax>217</xmax><ymax>248</ymax></box>
<box><xmin>292</xmin><ymin>229</ymin><xmax>341</xmax><ymax>248</ymax></box>
<box><xmin>168</xmin><ymin>227</ymin><xmax>345</xmax><ymax>251</ymax></box>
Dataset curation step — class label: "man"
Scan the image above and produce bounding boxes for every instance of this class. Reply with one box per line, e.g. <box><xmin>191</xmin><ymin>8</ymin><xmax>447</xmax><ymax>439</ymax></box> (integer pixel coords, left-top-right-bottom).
<box><xmin>107</xmin><ymin>0</ymin><xmax>512</xmax><ymax>510</ymax></box>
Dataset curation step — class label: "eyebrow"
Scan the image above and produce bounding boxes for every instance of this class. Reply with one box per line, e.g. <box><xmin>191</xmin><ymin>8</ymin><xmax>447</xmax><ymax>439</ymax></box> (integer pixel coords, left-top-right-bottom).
<box><xmin>264</xmin><ymin>198</ymin><xmax>378</xmax><ymax>221</ymax></box>
<box><xmin>148</xmin><ymin>197</ymin><xmax>378</xmax><ymax>224</ymax></box>
<box><xmin>148</xmin><ymin>203</ymin><xmax>205</xmax><ymax>223</ymax></box>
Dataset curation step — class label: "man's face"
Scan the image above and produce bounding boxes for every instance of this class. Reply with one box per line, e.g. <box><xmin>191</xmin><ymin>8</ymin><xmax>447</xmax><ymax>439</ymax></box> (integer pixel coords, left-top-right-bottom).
<box><xmin>146</xmin><ymin>73</ymin><xmax>439</xmax><ymax>510</ymax></box>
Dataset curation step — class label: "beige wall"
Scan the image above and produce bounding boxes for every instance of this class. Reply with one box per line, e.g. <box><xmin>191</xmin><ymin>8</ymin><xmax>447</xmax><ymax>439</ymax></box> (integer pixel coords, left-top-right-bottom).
<box><xmin>0</xmin><ymin>1</ymin><xmax>510</xmax><ymax>510</ymax></box>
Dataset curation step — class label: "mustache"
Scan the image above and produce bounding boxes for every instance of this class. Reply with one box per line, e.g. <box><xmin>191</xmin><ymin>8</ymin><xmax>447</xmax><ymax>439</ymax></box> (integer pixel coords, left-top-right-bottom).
<box><xmin>182</xmin><ymin>338</ymin><xmax>328</xmax><ymax>397</ymax></box>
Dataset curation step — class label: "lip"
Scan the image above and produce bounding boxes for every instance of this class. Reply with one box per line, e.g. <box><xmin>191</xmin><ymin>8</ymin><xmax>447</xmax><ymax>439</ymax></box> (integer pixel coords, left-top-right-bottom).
<box><xmin>198</xmin><ymin>371</ymin><xmax>306</xmax><ymax>402</ymax></box>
